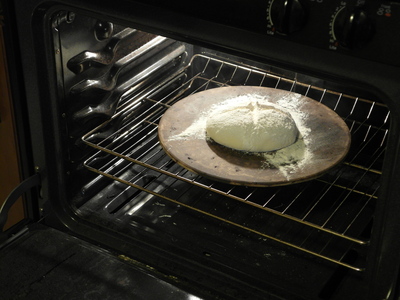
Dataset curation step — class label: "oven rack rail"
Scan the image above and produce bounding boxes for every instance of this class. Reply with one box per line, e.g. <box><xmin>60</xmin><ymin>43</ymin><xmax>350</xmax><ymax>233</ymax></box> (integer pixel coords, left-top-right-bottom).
<box><xmin>82</xmin><ymin>54</ymin><xmax>389</xmax><ymax>271</ymax></box>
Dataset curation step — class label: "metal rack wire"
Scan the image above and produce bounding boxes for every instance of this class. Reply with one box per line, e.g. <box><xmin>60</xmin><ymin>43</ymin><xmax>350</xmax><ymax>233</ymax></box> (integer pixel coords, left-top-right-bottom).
<box><xmin>82</xmin><ymin>54</ymin><xmax>389</xmax><ymax>271</ymax></box>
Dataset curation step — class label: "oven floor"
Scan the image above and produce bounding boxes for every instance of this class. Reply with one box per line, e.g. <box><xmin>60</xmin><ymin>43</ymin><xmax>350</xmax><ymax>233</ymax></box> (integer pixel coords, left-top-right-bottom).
<box><xmin>0</xmin><ymin>223</ymin><xmax>205</xmax><ymax>300</ymax></box>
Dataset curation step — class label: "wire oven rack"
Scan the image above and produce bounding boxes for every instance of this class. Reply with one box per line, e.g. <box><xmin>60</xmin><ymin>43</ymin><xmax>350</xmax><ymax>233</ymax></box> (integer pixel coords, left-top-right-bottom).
<box><xmin>82</xmin><ymin>54</ymin><xmax>389</xmax><ymax>271</ymax></box>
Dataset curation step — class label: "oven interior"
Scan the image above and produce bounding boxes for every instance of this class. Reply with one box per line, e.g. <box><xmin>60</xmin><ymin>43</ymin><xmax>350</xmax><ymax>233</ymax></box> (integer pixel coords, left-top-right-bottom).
<box><xmin>46</xmin><ymin>9</ymin><xmax>389</xmax><ymax>300</ymax></box>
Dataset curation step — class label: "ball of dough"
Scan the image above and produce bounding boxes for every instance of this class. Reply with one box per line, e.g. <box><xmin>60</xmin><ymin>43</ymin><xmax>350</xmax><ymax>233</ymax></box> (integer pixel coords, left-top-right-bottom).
<box><xmin>206</xmin><ymin>102</ymin><xmax>299</xmax><ymax>152</ymax></box>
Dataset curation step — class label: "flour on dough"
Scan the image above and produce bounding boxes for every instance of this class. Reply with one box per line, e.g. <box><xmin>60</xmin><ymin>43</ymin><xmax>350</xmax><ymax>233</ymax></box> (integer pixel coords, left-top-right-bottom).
<box><xmin>206</xmin><ymin>101</ymin><xmax>299</xmax><ymax>152</ymax></box>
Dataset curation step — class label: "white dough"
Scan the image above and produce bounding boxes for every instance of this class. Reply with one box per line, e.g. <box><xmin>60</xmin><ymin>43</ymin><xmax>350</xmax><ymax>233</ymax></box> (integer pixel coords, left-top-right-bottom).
<box><xmin>206</xmin><ymin>102</ymin><xmax>299</xmax><ymax>152</ymax></box>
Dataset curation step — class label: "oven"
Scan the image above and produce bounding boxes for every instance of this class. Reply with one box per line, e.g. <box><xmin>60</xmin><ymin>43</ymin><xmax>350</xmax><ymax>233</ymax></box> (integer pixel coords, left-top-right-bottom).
<box><xmin>1</xmin><ymin>0</ymin><xmax>400</xmax><ymax>299</ymax></box>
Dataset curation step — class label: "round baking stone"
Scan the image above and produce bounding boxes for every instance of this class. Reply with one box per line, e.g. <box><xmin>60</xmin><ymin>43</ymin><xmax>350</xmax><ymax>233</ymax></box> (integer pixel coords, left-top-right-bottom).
<box><xmin>158</xmin><ymin>86</ymin><xmax>351</xmax><ymax>186</ymax></box>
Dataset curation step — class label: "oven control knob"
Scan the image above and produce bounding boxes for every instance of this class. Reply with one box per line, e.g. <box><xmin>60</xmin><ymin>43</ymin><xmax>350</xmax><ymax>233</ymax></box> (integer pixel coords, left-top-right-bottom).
<box><xmin>333</xmin><ymin>7</ymin><xmax>374</xmax><ymax>49</ymax></box>
<box><xmin>269</xmin><ymin>0</ymin><xmax>306</xmax><ymax>35</ymax></box>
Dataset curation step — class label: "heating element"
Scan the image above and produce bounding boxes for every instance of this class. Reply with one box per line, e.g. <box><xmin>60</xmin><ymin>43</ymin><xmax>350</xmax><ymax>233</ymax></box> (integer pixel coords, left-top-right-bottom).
<box><xmin>80</xmin><ymin>52</ymin><xmax>389</xmax><ymax>272</ymax></box>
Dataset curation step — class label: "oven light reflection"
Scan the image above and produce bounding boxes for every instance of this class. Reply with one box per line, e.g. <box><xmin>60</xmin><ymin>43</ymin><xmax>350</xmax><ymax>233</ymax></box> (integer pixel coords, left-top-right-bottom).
<box><xmin>186</xmin><ymin>296</ymin><xmax>202</xmax><ymax>300</ymax></box>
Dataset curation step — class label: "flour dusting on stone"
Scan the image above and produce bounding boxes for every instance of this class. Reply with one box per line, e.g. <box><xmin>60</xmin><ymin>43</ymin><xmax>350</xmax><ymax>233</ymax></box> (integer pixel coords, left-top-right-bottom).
<box><xmin>168</xmin><ymin>92</ymin><xmax>314</xmax><ymax>180</ymax></box>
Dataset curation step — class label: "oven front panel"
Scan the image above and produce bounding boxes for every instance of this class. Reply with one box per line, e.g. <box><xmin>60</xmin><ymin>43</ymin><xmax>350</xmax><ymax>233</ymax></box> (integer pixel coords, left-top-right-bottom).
<box><xmin>8</xmin><ymin>0</ymin><xmax>400</xmax><ymax>299</ymax></box>
<box><xmin>143</xmin><ymin>0</ymin><xmax>400</xmax><ymax>67</ymax></box>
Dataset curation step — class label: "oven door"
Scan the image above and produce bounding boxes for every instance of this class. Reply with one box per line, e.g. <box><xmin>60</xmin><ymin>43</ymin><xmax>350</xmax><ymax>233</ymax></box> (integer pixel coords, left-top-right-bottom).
<box><xmin>0</xmin><ymin>222</ymin><xmax>208</xmax><ymax>300</ymax></box>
